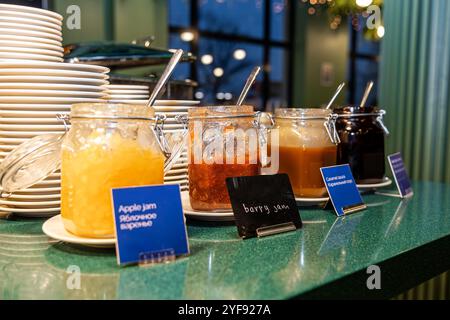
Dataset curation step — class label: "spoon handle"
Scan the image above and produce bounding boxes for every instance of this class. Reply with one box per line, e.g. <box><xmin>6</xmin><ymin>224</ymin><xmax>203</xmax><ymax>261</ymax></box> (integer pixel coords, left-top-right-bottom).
<box><xmin>147</xmin><ymin>49</ymin><xmax>184</xmax><ymax>108</ymax></box>
<box><xmin>326</xmin><ymin>82</ymin><xmax>346</xmax><ymax>110</ymax></box>
<box><xmin>360</xmin><ymin>81</ymin><xmax>374</xmax><ymax>108</ymax></box>
<box><xmin>237</xmin><ymin>66</ymin><xmax>261</xmax><ymax>106</ymax></box>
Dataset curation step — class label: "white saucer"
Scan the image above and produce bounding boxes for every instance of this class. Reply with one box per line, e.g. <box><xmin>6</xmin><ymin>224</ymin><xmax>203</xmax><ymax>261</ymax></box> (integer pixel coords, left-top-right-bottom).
<box><xmin>295</xmin><ymin>197</ymin><xmax>330</xmax><ymax>206</ymax></box>
<box><xmin>0</xmin><ymin>28</ymin><xmax>62</xmax><ymax>41</ymax></box>
<box><xmin>0</xmin><ymin>4</ymin><xmax>63</xmax><ymax>21</ymax></box>
<box><xmin>0</xmin><ymin>16</ymin><xmax>62</xmax><ymax>31</ymax></box>
<box><xmin>155</xmin><ymin>100</ymin><xmax>200</xmax><ymax>106</ymax></box>
<box><xmin>42</xmin><ymin>215</ymin><xmax>115</xmax><ymax>248</ymax></box>
<box><xmin>0</xmin><ymin>53</ymin><xmax>62</xmax><ymax>62</ymax></box>
<box><xmin>0</xmin><ymin>76</ymin><xmax>108</xmax><ymax>86</ymax></box>
<box><xmin>0</xmin><ymin>34</ymin><xmax>61</xmax><ymax>46</ymax></box>
<box><xmin>357</xmin><ymin>178</ymin><xmax>393</xmax><ymax>191</ymax></box>
<box><xmin>181</xmin><ymin>191</ymin><xmax>234</xmax><ymax>222</ymax></box>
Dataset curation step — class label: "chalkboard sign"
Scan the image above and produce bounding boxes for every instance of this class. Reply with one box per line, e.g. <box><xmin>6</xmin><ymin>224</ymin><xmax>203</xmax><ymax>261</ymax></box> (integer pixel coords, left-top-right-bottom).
<box><xmin>226</xmin><ymin>174</ymin><xmax>302</xmax><ymax>239</ymax></box>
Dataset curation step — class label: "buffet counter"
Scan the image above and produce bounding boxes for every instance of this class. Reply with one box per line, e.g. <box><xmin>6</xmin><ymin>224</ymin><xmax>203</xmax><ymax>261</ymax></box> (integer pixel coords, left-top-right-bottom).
<box><xmin>1</xmin><ymin>181</ymin><xmax>450</xmax><ymax>300</ymax></box>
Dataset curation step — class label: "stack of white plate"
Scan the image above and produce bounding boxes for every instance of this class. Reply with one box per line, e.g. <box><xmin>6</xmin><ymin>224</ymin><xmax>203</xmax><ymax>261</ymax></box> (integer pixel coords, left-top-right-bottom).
<box><xmin>155</xmin><ymin>100</ymin><xmax>200</xmax><ymax>191</ymax></box>
<box><xmin>0</xmin><ymin>60</ymin><xmax>109</xmax><ymax>216</ymax></box>
<box><xmin>106</xmin><ymin>84</ymin><xmax>149</xmax><ymax>102</ymax></box>
<box><xmin>0</xmin><ymin>3</ymin><xmax>63</xmax><ymax>63</ymax></box>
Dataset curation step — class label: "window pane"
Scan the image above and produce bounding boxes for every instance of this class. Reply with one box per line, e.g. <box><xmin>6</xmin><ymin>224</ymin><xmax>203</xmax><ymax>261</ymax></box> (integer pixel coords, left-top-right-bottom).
<box><xmin>196</xmin><ymin>38</ymin><xmax>264</xmax><ymax>109</ymax></box>
<box><xmin>169</xmin><ymin>0</ymin><xmax>190</xmax><ymax>27</ymax></box>
<box><xmin>271</xmin><ymin>0</ymin><xmax>289</xmax><ymax>42</ymax></box>
<box><xmin>169</xmin><ymin>33</ymin><xmax>191</xmax><ymax>80</ymax></box>
<box><xmin>354</xmin><ymin>59</ymin><xmax>379</xmax><ymax>107</ymax></box>
<box><xmin>268</xmin><ymin>47</ymin><xmax>288</xmax><ymax>110</ymax></box>
<box><xmin>354</xmin><ymin>17</ymin><xmax>381</xmax><ymax>56</ymax></box>
<box><xmin>199</xmin><ymin>0</ymin><xmax>264</xmax><ymax>39</ymax></box>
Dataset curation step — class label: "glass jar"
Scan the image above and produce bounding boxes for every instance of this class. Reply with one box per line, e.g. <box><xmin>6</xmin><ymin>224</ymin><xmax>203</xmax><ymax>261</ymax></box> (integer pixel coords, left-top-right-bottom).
<box><xmin>61</xmin><ymin>103</ymin><xmax>166</xmax><ymax>238</ymax></box>
<box><xmin>334</xmin><ymin>106</ymin><xmax>389</xmax><ymax>184</ymax></box>
<box><xmin>187</xmin><ymin>106</ymin><xmax>260</xmax><ymax>211</ymax></box>
<box><xmin>274</xmin><ymin>108</ymin><xmax>339</xmax><ymax>198</ymax></box>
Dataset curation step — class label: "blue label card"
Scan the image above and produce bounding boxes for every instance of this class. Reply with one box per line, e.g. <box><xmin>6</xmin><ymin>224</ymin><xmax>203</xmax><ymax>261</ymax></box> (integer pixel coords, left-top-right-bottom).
<box><xmin>111</xmin><ymin>185</ymin><xmax>189</xmax><ymax>266</ymax></box>
<box><xmin>388</xmin><ymin>153</ymin><xmax>414</xmax><ymax>198</ymax></box>
<box><xmin>320</xmin><ymin>165</ymin><xmax>367</xmax><ymax>217</ymax></box>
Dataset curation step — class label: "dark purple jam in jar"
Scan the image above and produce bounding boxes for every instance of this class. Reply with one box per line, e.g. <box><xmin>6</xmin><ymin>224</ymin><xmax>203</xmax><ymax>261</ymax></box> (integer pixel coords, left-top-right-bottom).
<box><xmin>334</xmin><ymin>106</ymin><xmax>389</xmax><ymax>184</ymax></box>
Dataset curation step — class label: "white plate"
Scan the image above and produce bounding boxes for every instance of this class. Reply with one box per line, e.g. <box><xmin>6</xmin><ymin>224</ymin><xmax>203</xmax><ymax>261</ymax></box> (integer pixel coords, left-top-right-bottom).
<box><xmin>0</xmin><ymin>118</ymin><xmax>61</xmax><ymax>124</ymax></box>
<box><xmin>0</xmin><ymin>16</ymin><xmax>62</xmax><ymax>30</ymax></box>
<box><xmin>0</xmin><ymin>28</ymin><xmax>62</xmax><ymax>41</ymax></box>
<box><xmin>0</xmin><ymin>83</ymin><xmax>106</xmax><ymax>91</ymax></box>
<box><xmin>0</xmin><ymin>46</ymin><xmax>63</xmax><ymax>57</ymax></box>
<box><xmin>42</xmin><ymin>215</ymin><xmax>115</xmax><ymax>248</ymax></box>
<box><xmin>181</xmin><ymin>191</ymin><xmax>234</xmax><ymax>222</ymax></box>
<box><xmin>5</xmin><ymin>193</ymin><xmax>60</xmax><ymax>200</ymax></box>
<box><xmin>0</xmin><ymin>34</ymin><xmax>61</xmax><ymax>46</ymax></box>
<box><xmin>0</xmin><ymin>104</ymin><xmax>72</xmax><ymax>111</ymax></box>
<box><xmin>166</xmin><ymin>168</ymin><xmax>188</xmax><ymax>175</ymax></box>
<box><xmin>106</xmin><ymin>85</ymin><xmax>149</xmax><ymax>90</ymax></box>
<box><xmin>107</xmin><ymin>94</ymin><xmax>149</xmax><ymax>99</ymax></box>
<box><xmin>0</xmin><ymin>110</ymin><xmax>68</xmax><ymax>118</ymax></box>
<box><xmin>164</xmin><ymin>174</ymin><xmax>188</xmax><ymax>181</ymax></box>
<box><xmin>0</xmin><ymin>89</ymin><xmax>106</xmax><ymax>98</ymax></box>
<box><xmin>0</xmin><ymin>69</ymin><xmax>109</xmax><ymax>80</ymax></box>
<box><xmin>0</xmin><ymin>60</ymin><xmax>109</xmax><ymax>73</ymax></box>
<box><xmin>107</xmin><ymin>89</ymin><xmax>149</xmax><ymax>94</ymax></box>
<box><xmin>0</xmin><ymin>14</ymin><xmax>61</xmax><ymax>32</ymax></box>
<box><xmin>0</xmin><ymin>4</ymin><xmax>63</xmax><ymax>21</ymax></box>
<box><xmin>0</xmin><ymin>186</ymin><xmax>60</xmax><ymax>194</ymax></box>
<box><xmin>0</xmin><ymin>53</ymin><xmax>62</xmax><ymax>62</ymax></box>
<box><xmin>0</xmin><ymin>199</ymin><xmax>60</xmax><ymax>207</ymax></box>
<box><xmin>0</xmin><ymin>124</ymin><xmax>65</xmax><ymax>131</ymax></box>
<box><xmin>0</xmin><ymin>131</ymin><xmax>63</xmax><ymax>137</ymax></box>
<box><xmin>0</xmin><ymin>76</ymin><xmax>108</xmax><ymax>86</ymax></box>
<box><xmin>295</xmin><ymin>197</ymin><xmax>330</xmax><ymax>206</ymax></box>
<box><xmin>107</xmin><ymin>99</ymin><xmax>148</xmax><ymax>105</ymax></box>
<box><xmin>357</xmin><ymin>178</ymin><xmax>393</xmax><ymax>191</ymax></box>
<box><xmin>0</xmin><ymin>137</ymin><xmax>28</xmax><ymax>144</ymax></box>
<box><xmin>0</xmin><ymin>22</ymin><xmax>62</xmax><ymax>36</ymax></box>
<box><xmin>0</xmin><ymin>97</ymin><xmax>105</xmax><ymax>103</ymax></box>
<box><xmin>0</xmin><ymin>206</ymin><xmax>60</xmax><ymax>217</ymax></box>
<box><xmin>0</xmin><ymin>40</ymin><xmax>63</xmax><ymax>52</ymax></box>
<box><xmin>155</xmin><ymin>100</ymin><xmax>200</xmax><ymax>106</ymax></box>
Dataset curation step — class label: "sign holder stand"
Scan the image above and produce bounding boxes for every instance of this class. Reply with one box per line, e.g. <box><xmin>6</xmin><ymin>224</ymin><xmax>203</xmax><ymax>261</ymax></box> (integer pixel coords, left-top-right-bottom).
<box><xmin>138</xmin><ymin>248</ymin><xmax>176</xmax><ymax>268</ymax></box>
<box><xmin>256</xmin><ymin>222</ymin><xmax>297</xmax><ymax>238</ymax></box>
<box><xmin>342</xmin><ymin>203</ymin><xmax>367</xmax><ymax>215</ymax></box>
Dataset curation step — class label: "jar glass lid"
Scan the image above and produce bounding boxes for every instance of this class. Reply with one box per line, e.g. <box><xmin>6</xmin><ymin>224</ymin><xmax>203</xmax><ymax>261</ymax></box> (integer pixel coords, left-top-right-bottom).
<box><xmin>0</xmin><ymin>133</ymin><xmax>63</xmax><ymax>195</ymax></box>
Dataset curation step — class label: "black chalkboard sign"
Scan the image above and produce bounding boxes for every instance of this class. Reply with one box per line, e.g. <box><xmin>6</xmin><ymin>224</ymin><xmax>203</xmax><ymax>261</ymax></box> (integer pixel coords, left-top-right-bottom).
<box><xmin>226</xmin><ymin>174</ymin><xmax>302</xmax><ymax>239</ymax></box>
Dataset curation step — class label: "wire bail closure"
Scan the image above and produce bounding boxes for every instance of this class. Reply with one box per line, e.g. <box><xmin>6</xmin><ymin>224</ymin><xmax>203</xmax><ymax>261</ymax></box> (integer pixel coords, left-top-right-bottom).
<box><xmin>56</xmin><ymin>113</ymin><xmax>173</xmax><ymax>158</ymax></box>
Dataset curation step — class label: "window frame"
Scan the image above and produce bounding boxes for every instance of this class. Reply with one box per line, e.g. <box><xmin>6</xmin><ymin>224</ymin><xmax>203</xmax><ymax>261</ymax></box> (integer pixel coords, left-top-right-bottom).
<box><xmin>168</xmin><ymin>0</ymin><xmax>295</xmax><ymax>109</ymax></box>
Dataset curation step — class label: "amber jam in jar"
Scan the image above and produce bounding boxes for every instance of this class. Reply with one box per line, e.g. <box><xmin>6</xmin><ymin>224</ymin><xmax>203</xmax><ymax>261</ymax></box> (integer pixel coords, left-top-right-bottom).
<box><xmin>188</xmin><ymin>106</ymin><xmax>260</xmax><ymax>211</ymax></box>
<box><xmin>61</xmin><ymin>103</ymin><xmax>165</xmax><ymax>238</ymax></box>
<box><xmin>334</xmin><ymin>106</ymin><xmax>389</xmax><ymax>184</ymax></box>
<box><xmin>274</xmin><ymin>109</ymin><xmax>339</xmax><ymax>198</ymax></box>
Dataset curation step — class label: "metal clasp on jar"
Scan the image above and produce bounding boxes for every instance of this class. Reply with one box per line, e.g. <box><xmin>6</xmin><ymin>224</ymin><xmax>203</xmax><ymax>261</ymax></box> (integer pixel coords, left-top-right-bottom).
<box><xmin>376</xmin><ymin>110</ymin><xmax>390</xmax><ymax>135</ymax></box>
<box><xmin>324</xmin><ymin>114</ymin><xmax>340</xmax><ymax>145</ymax></box>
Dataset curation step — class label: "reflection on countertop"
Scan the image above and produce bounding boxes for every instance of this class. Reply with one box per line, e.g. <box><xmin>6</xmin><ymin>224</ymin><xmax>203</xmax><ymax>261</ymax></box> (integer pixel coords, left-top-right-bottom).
<box><xmin>1</xmin><ymin>181</ymin><xmax>450</xmax><ymax>300</ymax></box>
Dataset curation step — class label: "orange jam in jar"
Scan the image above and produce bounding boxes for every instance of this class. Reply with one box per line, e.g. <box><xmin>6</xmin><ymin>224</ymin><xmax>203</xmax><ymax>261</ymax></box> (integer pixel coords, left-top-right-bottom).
<box><xmin>61</xmin><ymin>103</ymin><xmax>165</xmax><ymax>238</ymax></box>
<box><xmin>188</xmin><ymin>106</ymin><xmax>260</xmax><ymax>211</ymax></box>
<box><xmin>274</xmin><ymin>109</ymin><xmax>339</xmax><ymax>198</ymax></box>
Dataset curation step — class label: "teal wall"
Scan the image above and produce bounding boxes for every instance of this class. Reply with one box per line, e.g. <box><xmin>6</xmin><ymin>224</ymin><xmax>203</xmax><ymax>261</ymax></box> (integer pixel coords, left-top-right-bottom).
<box><xmin>52</xmin><ymin>0</ymin><xmax>168</xmax><ymax>47</ymax></box>
<box><xmin>380</xmin><ymin>0</ymin><xmax>450</xmax><ymax>182</ymax></box>
<box><xmin>293</xmin><ymin>8</ymin><xmax>349</xmax><ymax>108</ymax></box>
<box><xmin>51</xmin><ymin>0</ymin><xmax>168</xmax><ymax>76</ymax></box>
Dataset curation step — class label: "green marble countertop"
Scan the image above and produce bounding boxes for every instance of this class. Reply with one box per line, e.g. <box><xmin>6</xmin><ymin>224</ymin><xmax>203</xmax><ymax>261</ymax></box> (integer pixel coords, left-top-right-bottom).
<box><xmin>1</xmin><ymin>181</ymin><xmax>450</xmax><ymax>300</ymax></box>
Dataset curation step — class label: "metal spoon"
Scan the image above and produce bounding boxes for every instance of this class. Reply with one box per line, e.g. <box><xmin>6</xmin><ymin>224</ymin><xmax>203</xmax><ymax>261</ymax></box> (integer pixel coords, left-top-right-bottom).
<box><xmin>360</xmin><ymin>81</ymin><xmax>374</xmax><ymax>108</ymax></box>
<box><xmin>237</xmin><ymin>66</ymin><xmax>261</xmax><ymax>106</ymax></box>
<box><xmin>147</xmin><ymin>49</ymin><xmax>184</xmax><ymax>108</ymax></box>
<box><xmin>326</xmin><ymin>82</ymin><xmax>346</xmax><ymax>110</ymax></box>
